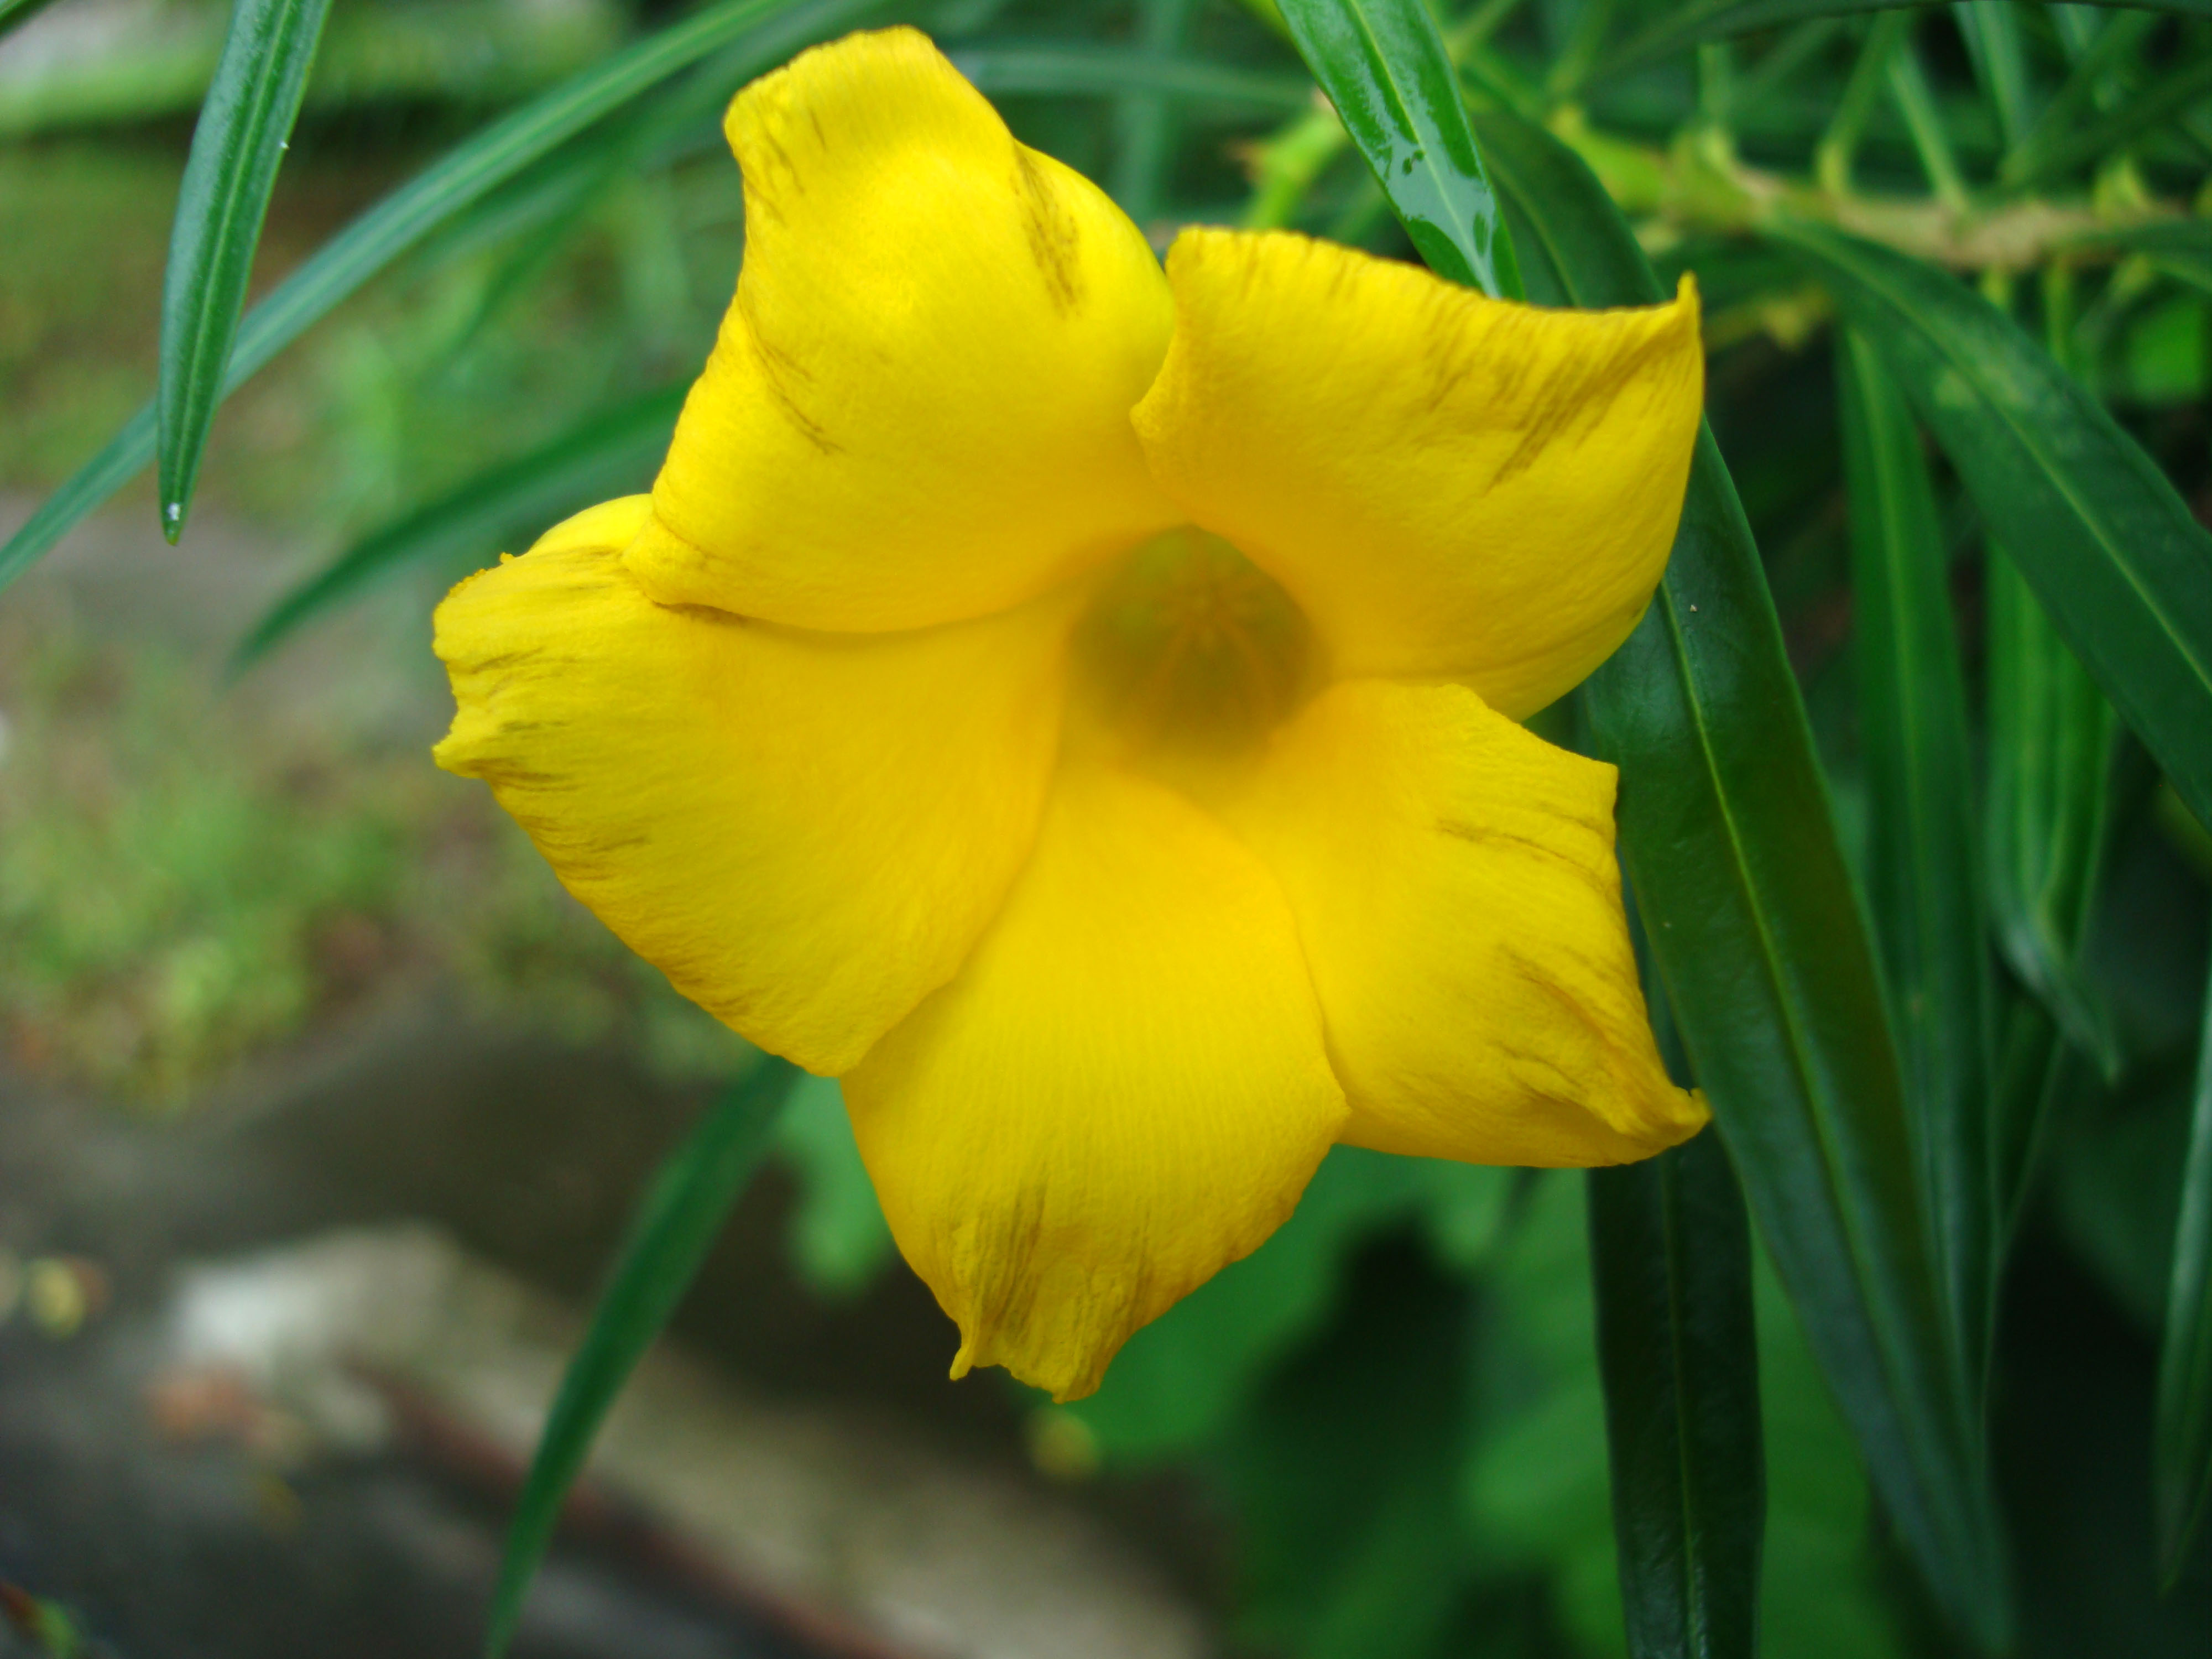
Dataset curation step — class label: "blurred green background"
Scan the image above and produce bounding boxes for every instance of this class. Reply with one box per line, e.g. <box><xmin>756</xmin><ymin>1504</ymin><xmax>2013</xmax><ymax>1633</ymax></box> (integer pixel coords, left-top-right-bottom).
<box><xmin>1</xmin><ymin>2</ymin><xmax>2208</xmax><ymax>1657</ymax></box>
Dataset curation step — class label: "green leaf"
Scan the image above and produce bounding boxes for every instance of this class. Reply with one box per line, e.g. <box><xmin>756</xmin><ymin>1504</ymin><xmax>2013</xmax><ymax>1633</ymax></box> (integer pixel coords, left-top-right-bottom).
<box><xmin>1984</xmin><ymin>550</ymin><xmax>2120</xmax><ymax>1073</ymax></box>
<box><xmin>0</xmin><ymin>0</ymin><xmax>59</xmax><ymax>40</ymax></box>
<box><xmin>2071</xmin><ymin>218</ymin><xmax>2212</xmax><ymax>298</ymax></box>
<box><xmin>2159</xmin><ymin>982</ymin><xmax>2212</xmax><ymax>1593</ymax></box>
<box><xmin>2002</xmin><ymin>49</ymin><xmax>2212</xmax><ymax>192</ymax></box>
<box><xmin>0</xmin><ymin>0</ymin><xmax>880</xmax><ymax>598</ymax></box>
<box><xmin>156</xmin><ymin>0</ymin><xmax>332</xmax><ymax>544</ymax></box>
<box><xmin>1951</xmin><ymin>1</ymin><xmax>2033</xmax><ymax>153</ymax></box>
<box><xmin>1469</xmin><ymin>107</ymin><xmax>2008</xmax><ymax>1650</ymax></box>
<box><xmin>1771</xmin><ymin>220</ymin><xmax>2212</xmax><ymax>837</ymax></box>
<box><xmin>1275</xmin><ymin>0</ymin><xmax>1523</xmax><ymax>299</ymax></box>
<box><xmin>946</xmin><ymin>41</ymin><xmax>1310</xmax><ymax>111</ymax></box>
<box><xmin>1067</xmin><ymin>1149</ymin><xmax>1496</xmax><ymax>1461</ymax></box>
<box><xmin>1837</xmin><ymin>326</ymin><xmax>1995</xmax><ymax>1396</ymax></box>
<box><xmin>484</xmin><ymin>1057</ymin><xmax>799</xmax><ymax>1659</ymax></box>
<box><xmin>772</xmin><ymin>1074</ymin><xmax>895</xmax><ymax>1298</ymax></box>
<box><xmin>1605</xmin><ymin>0</ymin><xmax>2210</xmax><ymax>79</ymax></box>
<box><xmin>2157</xmin><ymin>974</ymin><xmax>2212</xmax><ymax>1582</ymax></box>
<box><xmin>1588</xmin><ymin>1129</ymin><xmax>1764</xmax><ymax>1659</ymax></box>
<box><xmin>232</xmin><ymin>382</ymin><xmax>685</xmax><ymax>666</ymax></box>
<box><xmin>1108</xmin><ymin>0</ymin><xmax>1198</xmax><ymax>223</ymax></box>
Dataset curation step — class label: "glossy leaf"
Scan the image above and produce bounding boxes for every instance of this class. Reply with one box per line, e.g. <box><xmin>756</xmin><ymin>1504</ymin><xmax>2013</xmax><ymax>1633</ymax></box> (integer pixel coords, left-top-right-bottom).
<box><xmin>0</xmin><ymin>0</ymin><xmax>880</xmax><ymax>596</ymax></box>
<box><xmin>484</xmin><ymin>1058</ymin><xmax>799</xmax><ymax>1659</ymax></box>
<box><xmin>1605</xmin><ymin>0</ymin><xmax>2210</xmax><ymax>79</ymax></box>
<box><xmin>1275</xmin><ymin>0</ymin><xmax>1523</xmax><ymax>299</ymax></box>
<box><xmin>2156</xmin><ymin>974</ymin><xmax>2212</xmax><ymax>1583</ymax></box>
<box><xmin>1838</xmin><ymin>326</ymin><xmax>1995</xmax><ymax>1395</ymax></box>
<box><xmin>1772</xmin><ymin>219</ymin><xmax>2212</xmax><ymax>837</ymax></box>
<box><xmin>1984</xmin><ymin>550</ymin><xmax>2120</xmax><ymax>1073</ymax></box>
<box><xmin>232</xmin><ymin>383</ymin><xmax>684</xmax><ymax>666</ymax></box>
<box><xmin>157</xmin><ymin>0</ymin><xmax>332</xmax><ymax>543</ymax></box>
<box><xmin>1589</xmin><ymin>1128</ymin><xmax>1764</xmax><ymax>1659</ymax></box>
<box><xmin>1470</xmin><ymin>107</ymin><xmax>2009</xmax><ymax>1650</ymax></box>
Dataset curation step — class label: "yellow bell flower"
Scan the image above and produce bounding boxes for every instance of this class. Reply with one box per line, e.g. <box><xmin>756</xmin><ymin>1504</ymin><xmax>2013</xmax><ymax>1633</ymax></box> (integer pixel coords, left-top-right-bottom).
<box><xmin>432</xmin><ymin>27</ymin><xmax>1710</xmax><ymax>1402</ymax></box>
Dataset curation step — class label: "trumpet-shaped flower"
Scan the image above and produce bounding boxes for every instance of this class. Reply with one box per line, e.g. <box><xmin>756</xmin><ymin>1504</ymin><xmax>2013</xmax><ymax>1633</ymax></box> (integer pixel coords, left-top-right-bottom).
<box><xmin>434</xmin><ymin>28</ymin><xmax>1709</xmax><ymax>1401</ymax></box>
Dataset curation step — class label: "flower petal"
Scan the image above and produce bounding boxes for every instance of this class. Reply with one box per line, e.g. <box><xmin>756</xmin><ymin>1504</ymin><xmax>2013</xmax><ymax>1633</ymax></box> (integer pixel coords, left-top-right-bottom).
<box><xmin>628</xmin><ymin>27</ymin><xmax>1180</xmax><ymax>633</ymax></box>
<box><xmin>433</xmin><ymin>496</ymin><xmax>1077</xmax><ymax>1076</ymax></box>
<box><xmin>1132</xmin><ymin>229</ymin><xmax>1703</xmax><ymax>719</ymax></box>
<box><xmin>842</xmin><ymin>763</ymin><xmax>1347</xmax><ymax>1401</ymax></box>
<box><xmin>1224</xmin><ymin>679</ymin><xmax>1707</xmax><ymax>1166</ymax></box>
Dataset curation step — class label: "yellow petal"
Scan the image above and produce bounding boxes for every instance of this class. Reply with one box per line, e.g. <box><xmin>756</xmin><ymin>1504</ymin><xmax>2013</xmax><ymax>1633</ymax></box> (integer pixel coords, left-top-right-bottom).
<box><xmin>433</xmin><ymin>496</ymin><xmax>1077</xmax><ymax>1076</ymax></box>
<box><xmin>629</xmin><ymin>27</ymin><xmax>1180</xmax><ymax>632</ymax></box>
<box><xmin>1224</xmin><ymin>679</ymin><xmax>1707</xmax><ymax>1166</ymax></box>
<box><xmin>843</xmin><ymin>764</ymin><xmax>1347</xmax><ymax>1401</ymax></box>
<box><xmin>1132</xmin><ymin>229</ymin><xmax>1703</xmax><ymax>719</ymax></box>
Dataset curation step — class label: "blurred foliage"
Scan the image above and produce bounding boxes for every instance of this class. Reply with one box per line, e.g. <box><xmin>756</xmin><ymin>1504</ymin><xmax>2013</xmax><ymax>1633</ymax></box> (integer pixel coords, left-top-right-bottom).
<box><xmin>4</xmin><ymin>0</ymin><xmax>2211</xmax><ymax>1654</ymax></box>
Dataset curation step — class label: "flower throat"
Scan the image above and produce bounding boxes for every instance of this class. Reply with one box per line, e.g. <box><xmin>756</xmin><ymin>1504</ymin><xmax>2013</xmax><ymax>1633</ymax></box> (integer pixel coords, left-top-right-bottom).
<box><xmin>1071</xmin><ymin>527</ymin><xmax>1314</xmax><ymax>762</ymax></box>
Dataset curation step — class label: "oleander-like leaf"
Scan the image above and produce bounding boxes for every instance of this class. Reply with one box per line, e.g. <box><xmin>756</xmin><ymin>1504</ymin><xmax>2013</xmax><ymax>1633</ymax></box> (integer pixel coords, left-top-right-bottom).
<box><xmin>2157</xmin><ymin>978</ymin><xmax>2212</xmax><ymax>1583</ymax></box>
<box><xmin>0</xmin><ymin>0</ymin><xmax>881</xmax><ymax>597</ymax></box>
<box><xmin>2071</xmin><ymin>219</ymin><xmax>2212</xmax><ymax>299</ymax></box>
<box><xmin>232</xmin><ymin>383</ymin><xmax>684</xmax><ymax>667</ymax></box>
<box><xmin>2002</xmin><ymin>51</ymin><xmax>2212</xmax><ymax>191</ymax></box>
<box><xmin>1589</xmin><ymin>1127</ymin><xmax>1764</xmax><ymax>1659</ymax></box>
<box><xmin>156</xmin><ymin>0</ymin><xmax>332</xmax><ymax>544</ymax></box>
<box><xmin>1275</xmin><ymin>0</ymin><xmax>1522</xmax><ymax>298</ymax></box>
<box><xmin>1838</xmin><ymin>325</ymin><xmax>1995</xmax><ymax>1396</ymax></box>
<box><xmin>1472</xmin><ymin>107</ymin><xmax>2011</xmax><ymax>1651</ymax></box>
<box><xmin>1985</xmin><ymin>550</ymin><xmax>2122</xmax><ymax>1068</ymax></box>
<box><xmin>484</xmin><ymin>1058</ymin><xmax>799</xmax><ymax>1659</ymax></box>
<box><xmin>1605</xmin><ymin>0</ymin><xmax>2211</xmax><ymax>80</ymax></box>
<box><xmin>1772</xmin><ymin>219</ymin><xmax>2212</xmax><ymax>838</ymax></box>
<box><xmin>1952</xmin><ymin>1</ymin><xmax>2034</xmax><ymax>152</ymax></box>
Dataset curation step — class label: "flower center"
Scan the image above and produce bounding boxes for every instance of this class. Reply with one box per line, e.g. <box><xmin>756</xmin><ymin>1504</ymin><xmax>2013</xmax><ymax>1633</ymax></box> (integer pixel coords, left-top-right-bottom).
<box><xmin>1070</xmin><ymin>527</ymin><xmax>1315</xmax><ymax>768</ymax></box>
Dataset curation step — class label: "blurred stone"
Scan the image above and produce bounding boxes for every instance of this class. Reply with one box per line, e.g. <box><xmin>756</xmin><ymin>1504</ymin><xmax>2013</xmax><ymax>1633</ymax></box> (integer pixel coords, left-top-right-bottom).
<box><xmin>159</xmin><ymin>1223</ymin><xmax>1207</xmax><ymax>1659</ymax></box>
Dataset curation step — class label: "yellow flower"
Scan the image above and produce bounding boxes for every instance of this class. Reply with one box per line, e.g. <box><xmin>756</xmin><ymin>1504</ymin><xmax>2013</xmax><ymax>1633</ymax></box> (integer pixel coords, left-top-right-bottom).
<box><xmin>433</xmin><ymin>27</ymin><xmax>1710</xmax><ymax>1401</ymax></box>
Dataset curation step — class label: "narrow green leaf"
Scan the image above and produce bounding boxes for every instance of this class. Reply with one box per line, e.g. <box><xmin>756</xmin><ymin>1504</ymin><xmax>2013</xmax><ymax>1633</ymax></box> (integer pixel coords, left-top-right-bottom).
<box><xmin>2003</xmin><ymin>49</ymin><xmax>2212</xmax><ymax>191</ymax></box>
<box><xmin>1605</xmin><ymin>0</ymin><xmax>2209</xmax><ymax>80</ymax></box>
<box><xmin>1999</xmin><ymin>7</ymin><xmax>2162</xmax><ymax>187</ymax></box>
<box><xmin>0</xmin><ymin>0</ymin><xmax>880</xmax><ymax>597</ymax></box>
<box><xmin>1950</xmin><ymin>1</ymin><xmax>2033</xmax><ymax>153</ymax></box>
<box><xmin>1470</xmin><ymin>107</ymin><xmax>2009</xmax><ymax>1650</ymax></box>
<box><xmin>158</xmin><ymin>0</ymin><xmax>332</xmax><ymax>543</ymax></box>
<box><xmin>946</xmin><ymin>42</ymin><xmax>1309</xmax><ymax>110</ymax></box>
<box><xmin>1770</xmin><ymin>220</ymin><xmax>2212</xmax><ymax>836</ymax></box>
<box><xmin>1885</xmin><ymin>35</ymin><xmax>1969</xmax><ymax>213</ymax></box>
<box><xmin>233</xmin><ymin>383</ymin><xmax>685</xmax><ymax>667</ymax></box>
<box><xmin>485</xmin><ymin>1058</ymin><xmax>800</xmax><ymax>1659</ymax></box>
<box><xmin>0</xmin><ymin>0</ymin><xmax>59</xmax><ymax>40</ymax></box>
<box><xmin>2070</xmin><ymin>217</ymin><xmax>2212</xmax><ymax>295</ymax></box>
<box><xmin>1984</xmin><ymin>550</ymin><xmax>2120</xmax><ymax>1073</ymax></box>
<box><xmin>2156</xmin><ymin>972</ymin><xmax>2212</xmax><ymax>1583</ymax></box>
<box><xmin>1838</xmin><ymin>326</ymin><xmax>1995</xmax><ymax>1396</ymax></box>
<box><xmin>1275</xmin><ymin>0</ymin><xmax>1524</xmax><ymax>299</ymax></box>
<box><xmin>1589</xmin><ymin>1127</ymin><xmax>1764</xmax><ymax>1659</ymax></box>
<box><xmin>1109</xmin><ymin>0</ymin><xmax>1198</xmax><ymax>223</ymax></box>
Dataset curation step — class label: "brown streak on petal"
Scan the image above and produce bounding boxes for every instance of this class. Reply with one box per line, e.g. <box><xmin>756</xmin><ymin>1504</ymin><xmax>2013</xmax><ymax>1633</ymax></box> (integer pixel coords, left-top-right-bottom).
<box><xmin>1436</xmin><ymin>818</ymin><xmax>1611</xmax><ymax>899</ymax></box>
<box><xmin>1011</xmin><ymin>148</ymin><xmax>1082</xmax><ymax>315</ymax></box>
<box><xmin>1487</xmin><ymin>320</ymin><xmax>1686</xmax><ymax>487</ymax></box>
<box><xmin>737</xmin><ymin>285</ymin><xmax>842</xmax><ymax>457</ymax></box>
